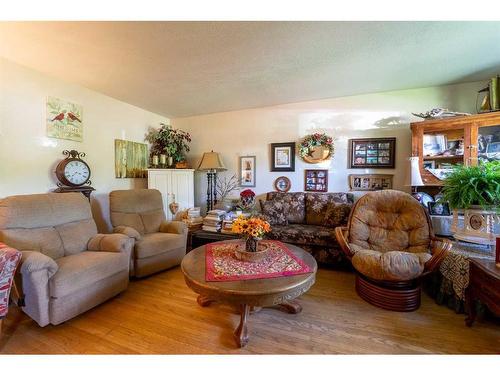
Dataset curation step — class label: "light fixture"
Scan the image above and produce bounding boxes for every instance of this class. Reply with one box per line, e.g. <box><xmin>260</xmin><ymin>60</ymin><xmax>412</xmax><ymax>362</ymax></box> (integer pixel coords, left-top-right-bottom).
<box><xmin>406</xmin><ymin>156</ymin><xmax>425</xmax><ymax>201</ymax></box>
<box><xmin>197</xmin><ymin>151</ymin><xmax>227</xmax><ymax>212</ymax></box>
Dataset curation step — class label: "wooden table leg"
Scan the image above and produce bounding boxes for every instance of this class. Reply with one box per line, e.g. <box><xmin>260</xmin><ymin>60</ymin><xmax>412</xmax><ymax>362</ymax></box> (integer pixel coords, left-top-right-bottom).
<box><xmin>234</xmin><ymin>304</ymin><xmax>250</xmax><ymax>348</ymax></box>
<box><xmin>278</xmin><ymin>300</ymin><xmax>303</xmax><ymax>314</ymax></box>
<box><xmin>465</xmin><ymin>287</ymin><xmax>476</xmax><ymax>327</ymax></box>
<box><xmin>197</xmin><ymin>295</ymin><xmax>214</xmax><ymax>307</ymax></box>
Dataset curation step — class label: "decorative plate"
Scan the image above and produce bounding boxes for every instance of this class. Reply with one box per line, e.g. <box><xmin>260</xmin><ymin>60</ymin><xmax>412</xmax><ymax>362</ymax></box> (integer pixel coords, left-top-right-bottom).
<box><xmin>274</xmin><ymin>176</ymin><xmax>291</xmax><ymax>192</ymax></box>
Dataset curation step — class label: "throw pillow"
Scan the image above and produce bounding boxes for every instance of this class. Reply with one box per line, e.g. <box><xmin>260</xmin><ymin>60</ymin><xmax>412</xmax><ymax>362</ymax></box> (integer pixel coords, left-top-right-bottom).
<box><xmin>260</xmin><ymin>199</ymin><xmax>288</xmax><ymax>226</ymax></box>
<box><xmin>323</xmin><ymin>202</ymin><xmax>352</xmax><ymax>228</ymax></box>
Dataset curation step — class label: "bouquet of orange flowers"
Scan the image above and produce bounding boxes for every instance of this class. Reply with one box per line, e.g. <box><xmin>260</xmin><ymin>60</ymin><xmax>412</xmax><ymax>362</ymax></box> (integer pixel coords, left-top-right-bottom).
<box><xmin>232</xmin><ymin>216</ymin><xmax>271</xmax><ymax>239</ymax></box>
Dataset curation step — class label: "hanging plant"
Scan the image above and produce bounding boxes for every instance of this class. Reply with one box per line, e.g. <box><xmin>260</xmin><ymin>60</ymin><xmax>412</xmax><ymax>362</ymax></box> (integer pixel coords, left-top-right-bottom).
<box><xmin>298</xmin><ymin>133</ymin><xmax>335</xmax><ymax>163</ymax></box>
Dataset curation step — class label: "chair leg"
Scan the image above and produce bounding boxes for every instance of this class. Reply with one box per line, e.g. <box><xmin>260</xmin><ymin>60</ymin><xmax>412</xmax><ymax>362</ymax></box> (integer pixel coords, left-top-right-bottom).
<box><xmin>10</xmin><ymin>282</ymin><xmax>24</xmax><ymax>307</ymax></box>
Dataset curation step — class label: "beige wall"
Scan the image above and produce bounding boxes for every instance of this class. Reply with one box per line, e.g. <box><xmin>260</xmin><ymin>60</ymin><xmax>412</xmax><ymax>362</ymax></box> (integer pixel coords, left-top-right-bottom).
<box><xmin>172</xmin><ymin>81</ymin><xmax>484</xmax><ymax>212</ymax></box>
<box><xmin>0</xmin><ymin>58</ymin><xmax>168</xmax><ymax>232</ymax></box>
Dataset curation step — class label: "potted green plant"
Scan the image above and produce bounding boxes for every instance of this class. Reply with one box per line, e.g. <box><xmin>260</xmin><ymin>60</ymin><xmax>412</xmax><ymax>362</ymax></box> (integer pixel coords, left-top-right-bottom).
<box><xmin>441</xmin><ymin>161</ymin><xmax>500</xmax><ymax>244</ymax></box>
<box><xmin>145</xmin><ymin>124</ymin><xmax>191</xmax><ymax>167</ymax></box>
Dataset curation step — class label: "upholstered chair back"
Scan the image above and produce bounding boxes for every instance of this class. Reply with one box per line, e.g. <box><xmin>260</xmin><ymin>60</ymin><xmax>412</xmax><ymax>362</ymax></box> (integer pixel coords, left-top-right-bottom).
<box><xmin>0</xmin><ymin>193</ymin><xmax>98</xmax><ymax>259</ymax></box>
<box><xmin>347</xmin><ymin>190</ymin><xmax>431</xmax><ymax>254</ymax></box>
<box><xmin>109</xmin><ymin>189</ymin><xmax>166</xmax><ymax>235</ymax></box>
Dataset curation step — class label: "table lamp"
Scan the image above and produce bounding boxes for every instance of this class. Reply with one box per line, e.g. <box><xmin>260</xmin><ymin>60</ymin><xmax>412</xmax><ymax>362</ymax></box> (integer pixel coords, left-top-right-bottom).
<box><xmin>407</xmin><ymin>156</ymin><xmax>425</xmax><ymax>199</ymax></box>
<box><xmin>197</xmin><ymin>151</ymin><xmax>227</xmax><ymax>212</ymax></box>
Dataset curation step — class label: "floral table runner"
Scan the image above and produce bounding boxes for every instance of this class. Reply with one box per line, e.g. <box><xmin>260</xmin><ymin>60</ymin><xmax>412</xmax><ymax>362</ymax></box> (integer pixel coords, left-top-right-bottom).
<box><xmin>205</xmin><ymin>240</ymin><xmax>313</xmax><ymax>282</ymax></box>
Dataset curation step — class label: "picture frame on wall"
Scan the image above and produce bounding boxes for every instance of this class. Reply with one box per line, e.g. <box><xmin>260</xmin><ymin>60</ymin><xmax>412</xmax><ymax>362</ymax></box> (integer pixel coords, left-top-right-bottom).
<box><xmin>349</xmin><ymin>138</ymin><xmax>396</xmax><ymax>168</ymax></box>
<box><xmin>239</xmin><ymin>156</ymin><xmax>256</xmax><ymax>187</ymax></box>
<box><xmin>348</xmin><ymin>174</ymin><xmax>393</xmax><ymax>191</ymax></box>
<box><xmin>271</xmin><ymin>142</ymin><xmax>295</xmax><ymax>172</ymax></box>
<box><xmin>304</xmin><ymin>169</ymin><xmax>328</xmax><ymax>192</ymax></box>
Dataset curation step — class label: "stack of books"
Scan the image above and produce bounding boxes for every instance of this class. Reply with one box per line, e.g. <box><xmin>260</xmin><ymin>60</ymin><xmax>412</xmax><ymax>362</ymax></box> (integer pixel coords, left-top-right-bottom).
<box><xmin>202</xmin><ymin>209</ymin><xmax>226</xmax><ymax>232</ymax></box>
<box><xmin>183</xmin><ymin>207</ymin><xmax>203</xmax><ymax>230</ymax></box>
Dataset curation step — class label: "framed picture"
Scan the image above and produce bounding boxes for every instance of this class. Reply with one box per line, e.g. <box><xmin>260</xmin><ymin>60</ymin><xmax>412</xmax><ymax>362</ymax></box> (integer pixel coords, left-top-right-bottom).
<box><xmin>271</xmin><ymin>142</ymin><xmax>295</xmax><ymax>172</ymax></box>
<box><xmin>427</xmin><ymin>201</ymin><xmax>451</xmax><ymax>216</ymax></box>
<box><xmin>349</xmin><ymin>138</ymin><xmax>396</xmax><ymax>168</ymax></box>
<box><xmin>423</xmin><ymin>160</ymin><xmax>435</xmax><ymax>170</ymax></box>
<box><xmin>115</xmin><ymin>139</ymin><xmax>148</xmax><ymax>178</ymax></box>
<box><xmin>274</xmin><ymin>176</ymin><xmax>291</xmax><ymax>192</ymax></box>
<box><xmin>239</xmin><ymin>156</ymin><xmax>256</xmax><ymax>187</ymax></box>
<box><xmin>304</xmin><ymin>169</ymin><xmax>328</xmax><ymax>192</ymax></box>
<box><xmin>348</xmin><ymin>174</ymin><xmax>393</xmax><ymax>191</ymax></box>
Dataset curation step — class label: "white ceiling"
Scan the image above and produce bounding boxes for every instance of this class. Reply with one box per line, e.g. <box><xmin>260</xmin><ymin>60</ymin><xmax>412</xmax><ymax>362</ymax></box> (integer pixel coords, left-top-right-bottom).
<box><xmin>1</xmin><ymin>21</ymin><xmax>500</xmax><ymax>118</ymax></box>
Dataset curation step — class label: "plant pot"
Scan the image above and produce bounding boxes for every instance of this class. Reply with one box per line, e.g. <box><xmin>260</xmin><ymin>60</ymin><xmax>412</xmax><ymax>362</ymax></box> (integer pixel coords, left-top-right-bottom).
<box><xmin>167</xmin><ymin>156</ymin><xmax>174</xmax><ymax>167</ymax></box>
<box><xmin>234</xmin><ymin>239</ymin><xmax>269</xmax><ymax>263</ymax></box>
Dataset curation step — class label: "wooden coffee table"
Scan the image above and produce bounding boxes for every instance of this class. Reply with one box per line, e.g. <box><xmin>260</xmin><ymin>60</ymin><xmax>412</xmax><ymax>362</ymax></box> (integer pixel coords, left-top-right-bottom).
<box><xmin>181</xmin><ymin>241</ymin><xmax>317</xmax><ymax>347</ymax></box>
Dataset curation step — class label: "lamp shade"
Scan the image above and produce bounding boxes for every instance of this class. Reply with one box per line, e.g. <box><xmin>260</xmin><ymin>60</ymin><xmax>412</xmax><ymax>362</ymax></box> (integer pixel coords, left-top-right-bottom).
<box><xmin>408</xmin><ymin>156</ymin><xmax>424</xmax><ymax>186</ymax></box>
<box><xmin>197</xmin><ymin>151</ymin><xmax>227</xmax><ymax>171</ymax></box>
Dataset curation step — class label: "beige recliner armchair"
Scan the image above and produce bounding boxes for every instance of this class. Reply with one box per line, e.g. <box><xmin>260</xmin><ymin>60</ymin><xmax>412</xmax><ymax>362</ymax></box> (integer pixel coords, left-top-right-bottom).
<box><xmin>0</xmin><ymin>193</ymin><xmax>133</xmax><ymax>327</ymax></box>
<box><xmin>110</xmin><ymin>189</ymin><xmax>187</xmax><ymax>278</ymax></box>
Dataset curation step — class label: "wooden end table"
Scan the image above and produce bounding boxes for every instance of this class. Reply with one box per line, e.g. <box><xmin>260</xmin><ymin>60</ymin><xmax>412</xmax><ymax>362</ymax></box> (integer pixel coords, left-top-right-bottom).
<box><xmin>181</xmin><ymin>241</ymin><xmax>317</xmax><ymax>347</ymax></box>
<box><xmin>465</xmin><ymin>258</ymin><xmax>500</xmax><ymax>326</ymax></box>
<box><xmin>188</xmin><ymin>229</ymin><xmax>239</xmax><ymax>252</ymax></box>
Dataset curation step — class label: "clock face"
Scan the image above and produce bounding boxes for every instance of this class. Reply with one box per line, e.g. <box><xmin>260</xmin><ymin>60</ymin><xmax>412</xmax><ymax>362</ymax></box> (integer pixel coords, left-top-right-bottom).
<box><xmin>63</xmin><ymin>160</ymin><xmax>90</xmax><ymax>186</ymax></box>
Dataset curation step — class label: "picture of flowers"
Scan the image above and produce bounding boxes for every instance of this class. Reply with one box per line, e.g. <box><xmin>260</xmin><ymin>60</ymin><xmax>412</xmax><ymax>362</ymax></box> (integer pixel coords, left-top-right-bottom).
<box><xmin>46</xmin><ymin>96</ymin><xmax>83</xmax><ymax>142</ymax></box>
<box><xmin>115</xmin><ymin>139</ymin><xmax>149</xmax><ymax>178</ymax></box>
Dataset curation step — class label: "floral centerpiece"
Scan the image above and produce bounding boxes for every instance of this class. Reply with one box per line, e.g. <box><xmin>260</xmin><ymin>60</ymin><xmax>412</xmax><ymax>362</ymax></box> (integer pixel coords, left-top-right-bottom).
<box><xmin>145</xmin><ymin>123</ymin><xmax>192</xmax><ymax>166</ymax></box>
<box><xmin>239</xmin><ymin>189</ymin><xmax>256</xmax><ymax>210</ymax></box>
<box><xmin>232</xmin><ymin>216</ymin><xmax>271</xmax><ymax>261</ymax></box>
<box><xmin>298</xmin><ymin>133</ymin><xmax>335</xmax><ymax>162</ymax></box>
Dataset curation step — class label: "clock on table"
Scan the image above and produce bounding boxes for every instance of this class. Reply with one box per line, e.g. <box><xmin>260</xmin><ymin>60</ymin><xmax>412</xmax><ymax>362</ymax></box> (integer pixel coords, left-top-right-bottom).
<box><xmin>53</xmin><ymin>150</ymin><xmax>95</xmax><ymax>200</ymax></box>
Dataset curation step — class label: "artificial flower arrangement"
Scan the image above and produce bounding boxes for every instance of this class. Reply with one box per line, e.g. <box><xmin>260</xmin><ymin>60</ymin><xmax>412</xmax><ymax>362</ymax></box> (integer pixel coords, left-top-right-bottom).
<box><xmin>239</xmin><ymin>188</ymin><xmax>256</xmax><ymax>210</ymax></box>
<box><xmin>232</xmin><ymin>216</ymin><xmax>271</xmax><ymax>241</ymax></box>
<box><xmin>145</xmin><ymin>123</ymin><xmax>192</xmax><ymax>163</ymax></box>
<box><xmin>298</xmin><ymin>132</ymin><xmax>335</xmax><ymax>160</ymax></box>
<box><xmin>232</xmin><ymin>215</ymin><xmax>272</xmax><ymax>256</ymax></box>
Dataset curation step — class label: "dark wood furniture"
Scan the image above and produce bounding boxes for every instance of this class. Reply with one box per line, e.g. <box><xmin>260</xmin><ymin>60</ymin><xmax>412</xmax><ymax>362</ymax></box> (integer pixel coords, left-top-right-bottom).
<box><xmin>465</xmin><ymin>259</ymin><xmax>500</xmax><ymax>326</ymax></box>
<box><xmin>411</xmin><ymin>112</ymin><xmax>500</xmax><ymax>193</ymax></box>
<box><xmin>181</xmin><ymin>241</ymin><xmax>317</xmax><ymax>348</ymax></box>
<box><xmin>188</xmin><ymin>229</ymin><xmax>239</xmax><ymax>251</ymax></box>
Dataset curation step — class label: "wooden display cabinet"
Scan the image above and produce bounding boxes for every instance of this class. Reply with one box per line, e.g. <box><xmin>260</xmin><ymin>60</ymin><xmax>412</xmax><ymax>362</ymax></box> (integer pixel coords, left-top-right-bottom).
<box><xmin>411</xmin><ymin>112</ymin><xmax>500</xmax><ymax>191</ymax></box>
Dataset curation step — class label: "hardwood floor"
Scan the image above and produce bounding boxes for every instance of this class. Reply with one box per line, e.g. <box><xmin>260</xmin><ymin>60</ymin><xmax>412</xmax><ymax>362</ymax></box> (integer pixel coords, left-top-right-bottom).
<box><xmin>1</xmin><ymin>267</ymin><xmax>499</xmax><ymax>354</ymax></box>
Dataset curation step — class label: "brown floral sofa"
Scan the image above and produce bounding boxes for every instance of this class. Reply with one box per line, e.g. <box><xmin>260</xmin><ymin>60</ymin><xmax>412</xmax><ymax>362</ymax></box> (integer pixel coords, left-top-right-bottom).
<box><xmin>260</xmin><ymin>192</ymin><xmax>354</xmax><ymax>266</ymax></box>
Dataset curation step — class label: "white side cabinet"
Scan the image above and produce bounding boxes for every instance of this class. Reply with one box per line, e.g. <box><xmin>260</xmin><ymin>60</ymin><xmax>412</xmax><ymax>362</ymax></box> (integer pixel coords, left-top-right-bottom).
<box><xmin>147</xmin><ymin>169</ymin><xmax>195</xmax><ymax>221</ymax></box>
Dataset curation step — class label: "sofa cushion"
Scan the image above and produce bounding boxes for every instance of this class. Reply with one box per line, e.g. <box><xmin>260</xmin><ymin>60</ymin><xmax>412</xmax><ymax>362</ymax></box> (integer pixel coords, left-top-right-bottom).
<box><xmin>0</xmin><ymin>192</ymin><xmax>93</xmax><ymax>229</ymax></box>
<box><xmin>305</xmin><ymin>193</ymin><xmax>353</xmax><ymax>226</ymax></box>
<box><xmin>324</xmin><ymin>202</ymin><xmax>352</xmax><ymax>228</ymax></box>
<box><xmin>260</xmin><ymin>199</ymin><xmax>288</xmax><ymax>226</ymax></box>
<box><xmin>109</xmin><ymin>189</ymin><xmax>166</xmax><ymax>235</ymax></box>
<box><xmin>266</xmin><ymin>224</ymin><xmax>335</xmax><ymax>246</ymax></box>
<box><xmin>55</xmin><ymin>218</ymin><xmax>98</xmax><ymax>256</ymax></box>
<box><xmin>348</xmin><ymin>190</ymin><xmax>431</xmax><ymax>253</ymax></box>
<box><xmin>50</xmin><ymin>251</ymin><xmax>128</xmax><ymax>297</ymax></box>
<box><xmin>352</xmin><ymin>248</ymin><xmax>432</xmax><ymax>281</ymax></box>
<box><xmin>135</xmin><ymin>232</ymin><xmax>185</xmax><ymax>259</ymax></box>
<box><xmin>0</xmin><ymin>227</ymin><xmax>64</xmax><ymax>259</ymax></box>
<box><xmin>266</xmin><ymin>192</ymin><xmax>305</xmax><ymax>224</ymax></box>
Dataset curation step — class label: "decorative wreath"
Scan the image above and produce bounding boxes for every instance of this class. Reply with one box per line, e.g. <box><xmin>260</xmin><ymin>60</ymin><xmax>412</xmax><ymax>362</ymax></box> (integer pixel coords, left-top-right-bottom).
<box><xmin>298</xmin><ymin>133</ymin><xmax>335</xmax><ymax>160</ymax></box>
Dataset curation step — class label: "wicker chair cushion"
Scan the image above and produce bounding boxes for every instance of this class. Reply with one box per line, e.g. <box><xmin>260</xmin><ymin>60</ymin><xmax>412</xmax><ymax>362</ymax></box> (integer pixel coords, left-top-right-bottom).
<box><xmin>351</xmin><ymin>247</ymin><xmax>432</xmax><ymax>281</ymax></box>
<box><xmin>348</xmin><ymin>190</ymin><xmax>431</xmax><ymax>254</ymax></box>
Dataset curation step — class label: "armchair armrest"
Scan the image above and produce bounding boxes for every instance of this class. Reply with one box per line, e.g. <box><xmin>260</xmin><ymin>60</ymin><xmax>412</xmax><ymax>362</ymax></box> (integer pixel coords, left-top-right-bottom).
<box><xmin>88</xmin><ymin>233</ymin><xmax>134</xmax><ymax>254</ymax></box>
<box><xmin>159</xmin><ymin>221</ymin><xmax>188</xmax><ymax>236</ymax></box>
<box><xmin>334</xmin><ymin>226</ymin><xmax>354</xmax><ymax>259</ymax></box>
<box><xmin>113</xmin><ymin>225</ymin><xmax>141</xmax><ymax>240</ymax></box>
<box><xmin>423</xmin><ymin>236</ymin><xmax>452</xmax><ymax>274</ymax></box>
<box><xmin>20</xmin><ymin>251</ymin><xmax>58</xmax><ymax>278</ymax></box>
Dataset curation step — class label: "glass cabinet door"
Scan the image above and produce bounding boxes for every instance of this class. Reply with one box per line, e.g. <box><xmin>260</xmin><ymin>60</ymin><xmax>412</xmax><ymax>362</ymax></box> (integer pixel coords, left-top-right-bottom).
<box><xmin>477</xmin><ymin>124</ymin><xmax>500</xmax><ymax>163</ymax></box>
